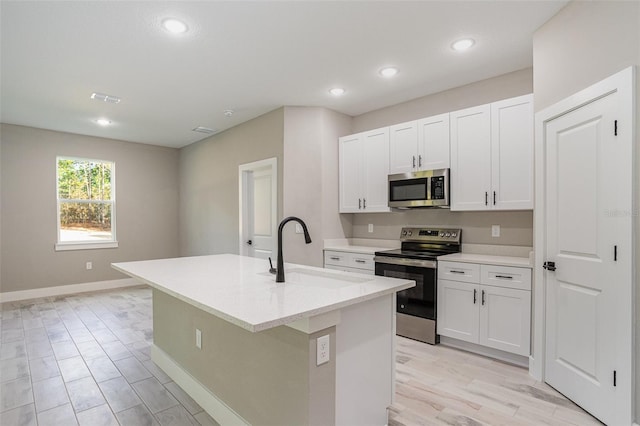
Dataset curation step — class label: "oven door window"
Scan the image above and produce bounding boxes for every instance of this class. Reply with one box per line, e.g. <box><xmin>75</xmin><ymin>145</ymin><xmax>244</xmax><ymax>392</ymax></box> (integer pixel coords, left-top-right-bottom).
<box><xmin>376</xmin><ymin>263</ymin><xmax>436</xmax><ymax>320</ymax></box>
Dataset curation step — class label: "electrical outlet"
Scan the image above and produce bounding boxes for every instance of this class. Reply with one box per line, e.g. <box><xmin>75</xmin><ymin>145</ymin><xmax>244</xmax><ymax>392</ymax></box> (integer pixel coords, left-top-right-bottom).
<box><xmin>195</xmin><ymin>328</ymin><xmax>202</xmax><ymax>349</ymax></box>
<box><xmin>86</xmin><ymin>262</ymin><xmax>92</xmax><ymax>270</ymax></box>
<box><xmin>295</xmin><ymin>223</ymin><xmax>303</xmax><ymax>234</ymax></box>
<box><xmin>316</xmin><ymin>334</ymin><xmax>330</xmax><ymax>365</ymax></box>
<box><xmin>491</xmin><ymin>225</ymin><xmax>500</xmax><ymax>238</ymax></box>
<box><xmin>368</xmin><ymin>224</ymin><xmax>374</xmax><ymax>233</ymax></box>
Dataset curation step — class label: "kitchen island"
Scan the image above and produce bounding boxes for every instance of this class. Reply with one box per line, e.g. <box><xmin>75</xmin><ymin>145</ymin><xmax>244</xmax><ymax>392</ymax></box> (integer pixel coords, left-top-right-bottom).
<box><xmin>112</xmin><ymin>254</ymin><xmax>414</xmax><ymax>426</ymax></box>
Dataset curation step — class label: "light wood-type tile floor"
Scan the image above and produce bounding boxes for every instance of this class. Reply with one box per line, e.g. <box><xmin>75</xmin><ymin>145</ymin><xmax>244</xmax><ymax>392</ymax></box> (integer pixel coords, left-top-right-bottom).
<box><xmin>389</xmin><ymin>336</ymin><xmax>603</xmax><ymax>426</ymax></box>
<box><xmin>1</xmin><ymin>286</ymin><xmax>602</xmax><ymax>426</ymax></box>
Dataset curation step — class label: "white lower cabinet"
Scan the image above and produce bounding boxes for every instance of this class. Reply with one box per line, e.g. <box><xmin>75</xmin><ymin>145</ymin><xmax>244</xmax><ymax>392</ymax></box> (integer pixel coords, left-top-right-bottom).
<box><xmin>324</xmin><ymin>250</ymin><xmax>375</xmax><ymax>275</ymax></box>
<box><xmin>437</xmin><ymin>261</ymin><xmax>531</xmax><ymax>356</ymax></box>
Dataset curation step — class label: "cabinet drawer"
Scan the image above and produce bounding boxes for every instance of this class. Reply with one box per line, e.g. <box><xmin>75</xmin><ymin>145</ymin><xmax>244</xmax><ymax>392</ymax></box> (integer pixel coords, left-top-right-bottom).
<box><xmin>324</xmin><ymin>251</ymin><xmax>350</xmax><ymax>267</ymax></box>
<box><xmin>480</xmin><ymin>265</ymin><xmax>531</xmax><ymax>291</ymax></box>
<box><xmin>350</xmin><ymin>254</ymin><xmax>374</xmax><ymax>271</ymax></box>
<box><xmin>438</xmin><ymin>261</ymin><xmax>480</xmax><ymax>283</ymax></box>
<box><xmin>324</xmin><ymin>251</ymin><xmax>375</xmax><ymax>272</ymax></box>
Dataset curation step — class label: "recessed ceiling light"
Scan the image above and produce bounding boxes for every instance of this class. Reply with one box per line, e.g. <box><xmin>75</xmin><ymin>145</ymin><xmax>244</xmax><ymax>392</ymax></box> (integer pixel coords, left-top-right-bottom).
<box><xmin>96</xmin><ymin>118</ymin><xmax>111</xmax><ymax>126</ymax></box>
<box><xmin>162</xmin><ymin>18</ymin><xmax>188</xmax><ymax>34</ymax></box>
<box><xmin>329</xmin><ymin>88</ymin><xmax>345</xmax><ymax>96</ymax></box>
<box><xmin>379</xmin><ymin>67</ymin><xmax>399</xmax><ymax>78</ymax></box>
<box><xmin>451</xmin><ymin>38</ymin><xmax>475</xmax><ymax>52</ymax></box>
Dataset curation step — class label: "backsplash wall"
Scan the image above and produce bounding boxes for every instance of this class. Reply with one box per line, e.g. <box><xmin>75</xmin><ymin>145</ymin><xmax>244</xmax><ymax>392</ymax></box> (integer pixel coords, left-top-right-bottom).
<box><xmin>350</xmin><ymin>210</ymin><xmax>533</xmax><ymax>246</ymax></box>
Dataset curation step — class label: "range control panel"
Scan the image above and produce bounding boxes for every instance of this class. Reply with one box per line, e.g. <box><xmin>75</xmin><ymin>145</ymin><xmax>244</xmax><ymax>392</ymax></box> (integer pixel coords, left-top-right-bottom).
<box><xmin>400</xmin><ymin>227</ymin><xmax>462</xmax><ymax>243</ymax></box>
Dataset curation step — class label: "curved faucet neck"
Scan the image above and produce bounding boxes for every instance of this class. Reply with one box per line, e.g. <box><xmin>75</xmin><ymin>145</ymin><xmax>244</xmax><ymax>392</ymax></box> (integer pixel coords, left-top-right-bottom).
<box><xmin>276</xmin><ymin>216</ymin><xmax>312</xmax><ymax>283</ymax></box>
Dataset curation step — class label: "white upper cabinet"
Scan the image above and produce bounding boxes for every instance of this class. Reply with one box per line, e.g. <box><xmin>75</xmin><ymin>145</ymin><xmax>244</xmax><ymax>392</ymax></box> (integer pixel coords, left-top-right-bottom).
<box><xmin>450</xmin><ymin>104</ymin><xmax>492</xmax><ymax>210</ymax></box>
<box><xmin>389</xmin><ymin>113</ymin><xmax>450</xmax><ymax>174</ymax></box>
<box><xmin>339</xmin><ymin>128</ymin><xmax>390</xmax><ymax>213</ymax></box>
<box><xmin>491</xmin><ymin>95</ymin><xmax>534</xmax><ymax>210</ymax></box>
<box><xmin>417</xmin><ymin>113</ymin><xmax>450</xmax><ymax>170</ymax></box>
<box><xmin>450</xmin><ymin>94</ymin><xmax>533</xmax><ymax>211</ymax></box>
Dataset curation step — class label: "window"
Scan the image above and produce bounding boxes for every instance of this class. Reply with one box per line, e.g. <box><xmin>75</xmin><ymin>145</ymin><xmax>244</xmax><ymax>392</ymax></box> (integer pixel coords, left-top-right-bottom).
<box><xmin>55</xmin><ymin>157</ymin><xmax>117</xmax><ymax>250</ymax></box>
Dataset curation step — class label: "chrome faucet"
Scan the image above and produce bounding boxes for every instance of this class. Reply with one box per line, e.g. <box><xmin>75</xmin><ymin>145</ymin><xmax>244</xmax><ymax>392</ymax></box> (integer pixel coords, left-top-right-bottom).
<box><xmin>276</xmin><ymin>216</ymin><xmax>312</xmax><ymax>282</ymax></box>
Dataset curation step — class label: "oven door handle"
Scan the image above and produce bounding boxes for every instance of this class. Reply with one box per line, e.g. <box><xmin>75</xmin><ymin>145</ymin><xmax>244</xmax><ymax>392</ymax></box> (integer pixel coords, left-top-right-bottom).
<box><xmin>374</xmin><ymin>256</ymin><xmax>437</xmax><ymax>269</ymax></box>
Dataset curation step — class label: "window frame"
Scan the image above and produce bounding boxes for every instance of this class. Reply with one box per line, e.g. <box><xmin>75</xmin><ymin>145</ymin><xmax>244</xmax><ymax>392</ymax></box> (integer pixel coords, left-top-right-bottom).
<box><xmin>55</xmin><ymin>156</ymin><xmax>118</xmax><ymax>251</ymax></box>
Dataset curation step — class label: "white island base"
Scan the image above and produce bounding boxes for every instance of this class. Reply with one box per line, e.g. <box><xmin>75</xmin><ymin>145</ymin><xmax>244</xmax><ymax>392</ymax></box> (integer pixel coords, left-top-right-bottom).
<box><xmin>112</xmin><ymin>255</ymin><xmax>412</xmax><ymax>425</ymax></box>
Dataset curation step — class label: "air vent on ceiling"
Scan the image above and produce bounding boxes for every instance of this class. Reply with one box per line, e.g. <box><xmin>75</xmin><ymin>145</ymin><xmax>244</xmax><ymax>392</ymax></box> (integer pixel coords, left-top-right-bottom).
<box><xmin>91</xmin><ymin>92</ymin><xmax>121</xmax><ymax>104</ymax></box>
<box><xmin>192</xmin><ymin>126</ymin><xmax>217</xmax><ymax>134</ymax></box>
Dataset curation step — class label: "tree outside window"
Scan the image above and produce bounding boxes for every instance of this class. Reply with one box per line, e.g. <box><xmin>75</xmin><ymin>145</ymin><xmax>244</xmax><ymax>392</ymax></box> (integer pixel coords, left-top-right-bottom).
<box><xmin>56</xmin><ymin>157</ymin><xmax>116</xmax><ymax>248</ymax></box>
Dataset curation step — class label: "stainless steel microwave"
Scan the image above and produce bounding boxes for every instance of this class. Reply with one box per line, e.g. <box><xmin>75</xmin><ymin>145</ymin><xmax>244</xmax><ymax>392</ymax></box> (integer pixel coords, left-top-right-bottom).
<box><xmin>388</xmin><ymin>169</ymin><xmax>449</xmax><ymax>208</ymax></box>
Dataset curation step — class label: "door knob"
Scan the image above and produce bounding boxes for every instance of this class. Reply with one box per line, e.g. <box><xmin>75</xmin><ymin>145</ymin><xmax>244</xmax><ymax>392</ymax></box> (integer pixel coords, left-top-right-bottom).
<box><xmin>246</xmin><ymin>240</ymin><xmax>253</xmax><ymax>245</ymax></box>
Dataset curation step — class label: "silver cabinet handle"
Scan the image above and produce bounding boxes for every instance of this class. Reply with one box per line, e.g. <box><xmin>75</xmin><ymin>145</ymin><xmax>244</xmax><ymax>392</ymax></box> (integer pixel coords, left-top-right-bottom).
<box><xmin>495</xmin><ymin>275</ymin><xmax>513</xmax><ymax>279</ymax></box>
<box><xmin>412</xmin><ymin>156</ymin><xmax>416</xmax><ymax>168</ymax></box>
<box><xmin>481</xmin><ymin>290</ymin><xmax>486</xmax><ymax>305</ymax></box>
<box><xmin>473</xmin><ymin>289</ymin><xmax>477</xmax><ymax>304</ymax></box>
<box><xmin>485</xmin><ymin>191</ymin><xmax>488</xmax><ymax>206</ymax></box>
<box><xmin>355</xmin><ymin>259</ymin><xmax>366</xmax><ymax>264</ymax></box>
<box><xmin>330</xmin><ymin>256</ymin><xmax>341</xmax><ymax>261</ymax></box>
<box><xmin>493</xmin><ymin>191</ymin><xmax>497</xmax><ymax>205</ymax></box>
<box><xmin>450</xmin><ymin>270</ymin><xmax>465</xmax><ymax>274</ymax></box>
<box><xmin>363</xmin><ymin>198</ymin><xmax>366</xmax><ymax>209</ymax></box>
<box><xmin>358</xmin><ymin>198</ymin><xmax>361</xmax><ymax>209</ymax></box>
<box><xmin>418</xmin><ymin>155</ymin><xmax>422</xmax><ymax>168</ymax></box>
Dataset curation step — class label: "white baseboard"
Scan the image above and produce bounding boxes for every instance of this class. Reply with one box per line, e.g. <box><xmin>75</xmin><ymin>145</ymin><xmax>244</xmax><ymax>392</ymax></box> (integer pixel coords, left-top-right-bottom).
<box><xmin>151</xmin><ymin>345</ymin><xmax>249</xmax><ymax>426</ymax></box>
<box><xmin>0</xmin><ymin>278</ymin><xmax>142</xmax><ymax>303</ymax></box>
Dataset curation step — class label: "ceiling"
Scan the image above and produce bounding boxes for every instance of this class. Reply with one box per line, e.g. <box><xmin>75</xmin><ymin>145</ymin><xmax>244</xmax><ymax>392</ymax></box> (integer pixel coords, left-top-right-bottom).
<box><xmin>1</xmin><ymin>1</ymin><xmax>568</xmax><ymax>149</ymax></box>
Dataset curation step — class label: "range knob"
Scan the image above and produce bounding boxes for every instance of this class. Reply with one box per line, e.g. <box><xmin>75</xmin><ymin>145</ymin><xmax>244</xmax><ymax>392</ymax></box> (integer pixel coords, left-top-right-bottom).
<box><xmin>445</xmin><ymin>232</ymin><xmax>451</xmax><ymax>237</ymax></box>
<box><xmin>402</xmin><ymin>230</ymin><xmax>407</xmax><ymax>236</ymax></box>
<box><xmin>452</xmin><ymin>232</ymin><xmax>457</xmax><ymax>237</ymax></box>
<box><xmin>439</xmin><ymin>232</ymin><xmax>445</xmax><ymax>237</ymax></box>
<box><xmin>407</xmin><ymin>231</ymin><xmax>413</xmax><ymax>236</ymax></box>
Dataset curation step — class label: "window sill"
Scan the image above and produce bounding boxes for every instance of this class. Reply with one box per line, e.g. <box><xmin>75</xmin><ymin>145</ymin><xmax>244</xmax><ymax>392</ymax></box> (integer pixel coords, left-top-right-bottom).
<box><xmin>55</xmin><ymin>241</ymin><xmax>119</xmax><ymax>251</ymax></box>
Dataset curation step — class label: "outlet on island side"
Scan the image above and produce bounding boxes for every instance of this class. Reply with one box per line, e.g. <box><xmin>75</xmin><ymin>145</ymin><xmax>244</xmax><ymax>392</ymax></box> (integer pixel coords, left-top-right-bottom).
<box><xmin>316</xmin><ymin>334</ymin><xmax>330</xmax><ymax>366</ymax></box>
<box><xmin>195</xmin><ymin>328</ymin><xmax>202</xmax><ymax>350</ymax></box>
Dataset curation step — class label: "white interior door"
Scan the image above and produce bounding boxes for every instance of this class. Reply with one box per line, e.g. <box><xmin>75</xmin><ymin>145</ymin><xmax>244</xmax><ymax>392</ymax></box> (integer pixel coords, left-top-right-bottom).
<box><xmin>239</xmin><ymin>158</ymin><xmax>277</xmax><ymax>260</ymax></box>
<box><xmin>542</xmin><ymin>70</ymin><xmax>632</xmax><ymax>425</ymax></box>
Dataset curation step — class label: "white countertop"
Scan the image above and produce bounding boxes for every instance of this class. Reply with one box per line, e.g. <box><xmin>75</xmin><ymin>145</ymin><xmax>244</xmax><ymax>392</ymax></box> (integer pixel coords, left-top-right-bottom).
<box><xmin>437</xmin><ymin>253</ymin><xmax>532</xmax><ymax>268</ymax></box>
<box><xmin>112</xmin><ymin>254</ymin><xmax>414</xmax><ymax>333</ymax></box>
<box><xmin>323</xmin><ymin>245</ymin><xmax>386</xmax><ymax>255</ymax></box>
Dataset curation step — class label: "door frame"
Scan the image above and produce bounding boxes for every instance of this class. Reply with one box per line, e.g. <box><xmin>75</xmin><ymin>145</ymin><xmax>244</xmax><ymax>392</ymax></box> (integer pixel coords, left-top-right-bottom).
<box><xmin>532</xmin><ymin>66</ymin><xmax>635</xmax><ymax>420</ymax></box>
<box><xmin>238</xmin><ymin>157</ymin><xmax>278</xmax><ymax>257</ymax></box>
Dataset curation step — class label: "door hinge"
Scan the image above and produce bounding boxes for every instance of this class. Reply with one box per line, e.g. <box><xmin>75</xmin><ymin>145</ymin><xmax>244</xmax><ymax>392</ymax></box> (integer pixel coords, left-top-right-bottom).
<box><xmin>613</xmin><ymin>370</ymin><xmax>617</xmax><ymax>387</ymax></box>
<box><xmin>614</xmin><ymin>245</ymin><xmax>617</xmax><ymax>261</ymax></box>
<box><xmin>614</xmin><ymin>120</ymin><xmax>618</xmax><ymax>136</ymax></box>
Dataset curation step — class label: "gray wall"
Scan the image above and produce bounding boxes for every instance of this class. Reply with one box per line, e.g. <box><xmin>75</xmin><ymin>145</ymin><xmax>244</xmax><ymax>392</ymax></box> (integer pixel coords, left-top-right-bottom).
<box><xmin>153</xmin><ymin>289</ymin><xmax>336</xmax><ymax>425</ymax></box>
<box><xmin>532</xmin><ymin>0</ymin><xmax>640</xmax><ymax>421</ymax></box>
<box><xmin>178</xmin><ymin>108</ymin><xmax>284</xmax><ymax>257</ymax></box>
<box><xmin>0</xmin><ymin>124</ymin><xmax>179</xmax><ymax>292</ymax></box>
<box><xmin>349</xmin><ymin>68</ymin><xmax>535</xmax><ymax>246</ymax></box>
<box><xmin>282</xmin><ymin>107</ymin><xmax>352</xmax><ymax>267</ymax></box>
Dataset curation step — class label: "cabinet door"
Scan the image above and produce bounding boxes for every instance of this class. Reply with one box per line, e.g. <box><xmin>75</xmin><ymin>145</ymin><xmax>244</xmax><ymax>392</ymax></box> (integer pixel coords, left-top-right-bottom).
<box><xmin>450</xmin><ymin>104</ymin><xmax>491</xmax><ymax>211</ymax></box>
<box><xmin>389</xmin><ymin>121</ymin><xmax>418</xmax><ymax>174</ymax></box>
<box><xmin>339</xmin><ymin>134</ymin><xmax>362</xmax><ymax>213</ymax></box>
<box><xmin>437</xmin><ymin>279</ymin><xmax>479</xmax><ymax>343</ymax></box>
<box><xmin>361</xmin><ymin>128</ymin><xmax>390</xmax><ymax>212</ymax></box>
<box><xmin>491</xmin><ymin>94</ymin><xmax>533</xmax><ymax>210</ymax></box>
<box><xmin>417</xmin><ymin>113</ymin><xmax>450</xmax><ymax>170</ymax></box>
<box><xmin>479</xmin><ymin>285</ymin><xmax>531</xmax><ymax>356</ymax></box>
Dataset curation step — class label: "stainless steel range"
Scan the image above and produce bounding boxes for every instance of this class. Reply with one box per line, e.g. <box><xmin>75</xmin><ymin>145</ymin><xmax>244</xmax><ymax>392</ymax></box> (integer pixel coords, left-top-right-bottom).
<box><xmin>374</xmin><ymin>227</ymin><xmax>461</xmax><ymax>344</ymax></box>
